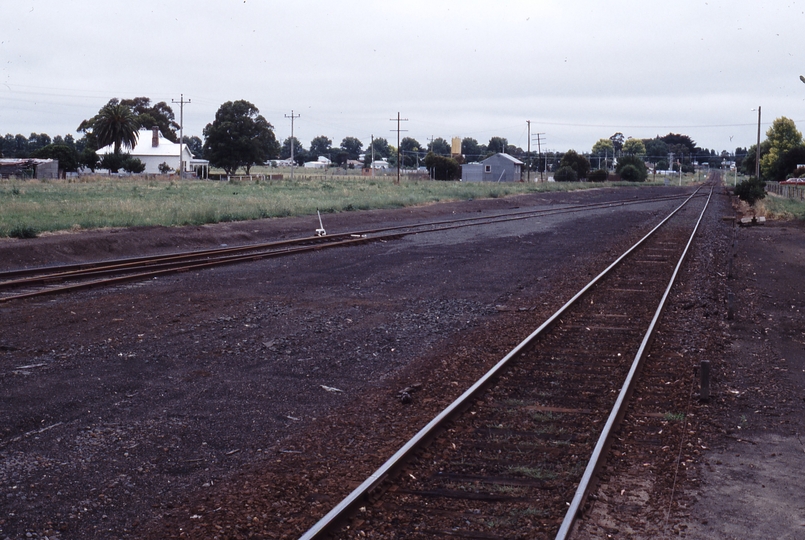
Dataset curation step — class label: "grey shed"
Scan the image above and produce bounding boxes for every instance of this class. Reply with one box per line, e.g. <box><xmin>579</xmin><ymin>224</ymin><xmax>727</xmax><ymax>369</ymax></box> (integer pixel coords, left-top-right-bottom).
<box><xmin>461</xmin><ymin>153</ymin><xmax>523</xmax><ymax>182</ymax></box>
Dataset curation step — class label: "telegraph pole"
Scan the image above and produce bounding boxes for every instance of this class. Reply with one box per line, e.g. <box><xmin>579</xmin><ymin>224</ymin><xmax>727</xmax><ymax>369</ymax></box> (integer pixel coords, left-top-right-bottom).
<box><xmin>755</xmin><ymin>106</ymin><xmax>761</xmax><ymax>180</ymax></box>
<box><xmin>526</xmin><ymin>121</ymin><xmax>531</xmax><ymax>182</ymax></box>
<box><xmin>171</xmin><ymin>94</ymin><xmax>190</xmax><ymax>178</ymax></box>
<box><xmin>533</xmin><ymin>132</ymin><xmax>546</xmax><ymax>181</ymax></box>
<box><xmin>371</xmin><ymin>134</ymin><xmax>375</xmax><ymax>179</ymax></box>
<box><xmin>390</xmin><ymin>112</ymin><xmax>408</xmax><ymax>185</ymax></box>
<box><xmin>285</xmin><ymin>110</ymin><xmax>300</xmax><ymax>180</ymax></box>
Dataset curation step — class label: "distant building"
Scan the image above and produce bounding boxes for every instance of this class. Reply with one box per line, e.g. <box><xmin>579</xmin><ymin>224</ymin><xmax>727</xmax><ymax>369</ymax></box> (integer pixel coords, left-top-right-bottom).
<box><xmin>304</xmin><ymin>156</ymin><xmax>332</xmax><ymax>169</ymax></box>
<box><xmin>96</xmin><ymin>127</ymin><xmax>209</xmax><ymax>177</ymax></box>
<box><xmin>461</xmin><ymin>153</ymin><xmax>523</xmax><ymax>182</ymax></box>
<box><xmin>0</xmin><ymin>158</ymin><xmax>58</xmax><ymax>179</ymax></box>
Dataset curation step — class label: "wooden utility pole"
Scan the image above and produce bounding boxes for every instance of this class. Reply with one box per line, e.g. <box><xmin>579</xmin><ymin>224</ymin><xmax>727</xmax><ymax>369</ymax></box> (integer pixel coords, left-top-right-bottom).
<box><xmin>285</xmin><ymin>110</ymin><xmax>300</xmax><ymax>180</ymax></box>
<box><xmin>390</xmin><ymin>112</ymin><xmax>408</xmax><ymax>185</ymax></box>
<box><xmin>171</xmin><ymin>94</ymin><xmax>190</xmax><ymax>178</ymax></box>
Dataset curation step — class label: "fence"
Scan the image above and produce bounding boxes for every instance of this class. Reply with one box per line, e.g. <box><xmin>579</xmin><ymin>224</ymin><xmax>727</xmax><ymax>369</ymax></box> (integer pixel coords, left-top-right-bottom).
<box><xmin>766</xmin><ymin>181</ymin><xmax>805</xmax><ymax>201</ymax></box>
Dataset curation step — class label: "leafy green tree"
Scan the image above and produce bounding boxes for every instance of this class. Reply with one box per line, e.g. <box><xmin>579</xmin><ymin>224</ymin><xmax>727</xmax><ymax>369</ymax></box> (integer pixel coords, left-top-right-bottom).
<box><xmin>367</xmin><ymin>137</ymin><xmax>391</xmax><ymax>159</ymax></box>
<box><xmin>735</xmin><ymin>177</ymin><xmax>766</xmax><ymax>207</ymax></box>
<box><xmin>622</xmin><ymin>138</ymin><xmax>646</xmax><ymax>156</ymax></box>
<box><xmin>424</xmin><ymin>152</ymin><xmax>460</xmax><ymax>180</ymax></box>
<box><xmin>777</xmin><ymin>146</ymin><xmax>805</xmax><ymax>178</ymax></box>
<box><xmin>202</xmin><ymin>100</ymin><xmax>280</xmax><ymax>175</ymax></box>
<box><xmin>428</xmin><ymin>137</ymin><xmax>451</xmax><ymax>155</ymax></box>
<box><xmin>309</xmin><ymin>136</ymin><xmax>332</xmax><ymax>159</ymax></box>
<box><xmin>182</xmin><ymin>135</ymin><xmax>203</xmax><ymax>158</ymax></box>
<box><xmin>660</xmin><ymin>133</ymin><xmax>697</xmax><ymax>154</ymax></box>
<box><xmin>80</xmin><ymin>147</ymin><xmax>100</xmax><ymax>171</ymax></box>
<box><xmin>554</xmin><ymin>166</ymin><xmax>578</xmax><ymax>182</ymax></box>
<box><xmin>615</xmin><ymin>155</ymin><xmax>648</xmax><ymax>181</ymax></box>
<box><xmin>399</xmin><ymin>137</ymin><xmax>421</xmax><ymax>167</ymax></box>
<box><xmin>559</xmin><ymin>150</ymin><xmax>590</xmax><ymax>179</ymax></box>
<box><xmin>121</xmin><ymin>97</ymin><xmax>180</xmax><ymax>142</ymax></box>
<box><xmin>339</xmin><ymin>137</ymin><xmax>363</xmax><ymax>160</ymax></box>
<box><xmin>31</xmin><ymin>144</ymin><xmax>80</xmax><ymax>177</ymax></box>
<box><xmin>85</xmin><ymin>102</ymin><xmax>140</xmax><ymax>155</ymax></box>
<box><xmin>122</xmin><ymin>156</ymin><xmax>145</xmax><ymax>173</ymax></box>
<box><xmin>27</xmin><ymin>133</ymin><xmax>51</xmax><ymax>154</ymax></box>
<box><xmin>644</xmin><ymin>138</ymin><xmax>669</xmax><ymax>162</ymax></box>
<box><xmin>280</xmin><ymin>136</ymin><xmax>306</xmax><ymax>163</ymax></box>
<box><xmin>609</xmin><ymin>132</ymin><xmax>625</xmax><ymax>154</ymax></box>
<box><xmin>760</xmin><ymin>117</ymin><xmax>803</xmax><ymax>180</ymax></box>
<box><xmin>461</xmin><ymin>137</ymin><xmax>485</xmax><ymax>161</ymax></box>
<box><xmin>592</xmin><ymin>138</ymin><xmax>614</xmax><ymax>156</ymax></box>
<box><xmin>588</xmin><ymin>169</ymin><xmax>608</xmax><ymax>182</ymax></box>
<box><xmin>487</xmin><ymin>137</ymin><xmax>508</xmax><ymax>155</ymax></box>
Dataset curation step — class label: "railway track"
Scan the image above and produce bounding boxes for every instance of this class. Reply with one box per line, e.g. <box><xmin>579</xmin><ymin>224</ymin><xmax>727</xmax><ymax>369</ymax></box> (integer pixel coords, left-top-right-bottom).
<box><xmin>300</xmin><ymin>186</ymin><xmax>713</xmax><ymax>539</ymax></box>
<box><xmin>0</xmin><ymin>192</ymin><xmax>696</xmax><ymax>304</ymax></box>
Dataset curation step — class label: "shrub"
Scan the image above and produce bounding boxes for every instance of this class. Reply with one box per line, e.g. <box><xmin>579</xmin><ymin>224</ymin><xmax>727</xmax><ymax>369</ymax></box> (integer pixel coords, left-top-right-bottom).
<box><xmin>619</xmin><ymin>164</ymin><xmax>642</xmax><ymax>182</ymax></box>
<box><xmin>588</xmin><ymin>169</ymin><xmax>608</xmax><ymax>182</ymax></box>
<box><xmin>734</xmin><ymin>176</ymin><xmax>766</xmax><ymax>206</ymax></box>
<box><xmin>424</xmin><ymin>152</ymin><xmax>460</xmax><ymax>180</ymax></box>
<box><xmin>9</xmin><ymin>225</ymin><xmax>38</xmax><ymax>239</ymax></box>
<box><xmin>553</xmin><ymin>166</ymin><xmax>578</xmax><ymax>182</ymax></box>
<box><xmin>615</xmin><ymin>155</ymin><xmax>647</xmax><ymax>182</ymax></box>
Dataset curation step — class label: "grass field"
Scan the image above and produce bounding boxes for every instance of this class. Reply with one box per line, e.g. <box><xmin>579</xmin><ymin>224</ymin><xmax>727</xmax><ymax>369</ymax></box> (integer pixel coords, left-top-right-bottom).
<box><xmin>0</xmin><ymin>174</ymin><xmax>683</xmax><ymax>238</ymax></box>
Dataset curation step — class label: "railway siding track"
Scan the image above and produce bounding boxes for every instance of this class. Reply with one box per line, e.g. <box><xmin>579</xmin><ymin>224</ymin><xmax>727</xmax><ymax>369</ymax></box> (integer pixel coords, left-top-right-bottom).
<box><xmin>302</xmin><ymin>187</ymin><xmax>713</xmax><ymax>539</ymax></box>
<box><xmin>0</xmin><ymin>193</ymin><xmax>693</xmax><ymax>304</ymax></box>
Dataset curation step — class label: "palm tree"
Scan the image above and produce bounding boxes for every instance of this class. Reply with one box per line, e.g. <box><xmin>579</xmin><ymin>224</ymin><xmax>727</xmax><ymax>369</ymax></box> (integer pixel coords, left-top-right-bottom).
<box><xmin>94</xmin><ymin>103</ymin><xmax>139</xmax><ymax>154</ymax></box>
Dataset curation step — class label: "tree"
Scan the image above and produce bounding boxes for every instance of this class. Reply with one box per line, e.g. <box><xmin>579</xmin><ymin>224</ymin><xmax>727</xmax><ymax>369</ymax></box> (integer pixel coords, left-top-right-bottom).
<box><xmin>79</xmin><ymin>98</ymin><xmax>180</xmax><ymax>144</ymax></box>
<box><xmin>735</xmin><ymin>176</ymin><xmax>766</xmax><ymax>207</ymax></box>
<box><xmin>202</xmin><ymin>100</ymin><xmax>280</xmax><ymax>175</ymax></box>
<box><xmin>659</xmin><ymin>133</ymin><xmax>697</xmax><ymax>154</ymax></box>
<box><xmin>281</xmin><ymin>136</ymin><xmax>306</xmax><ymax>163</ymax></box>
<box><xmin>644</xmin><ymin>138</ymin><xmax>669</xmax><ymax>163</ymax></box>
<box><xmin>554</xmin><ymin>166</ymin><xmax>578</xmax><ymax>182</ymax></box>
<box><xmin>487</xmin><ymin>137</ymin><xmax>508</xmax><ymax>155</ymax></box>
<box><xmin>182</xmin><ymin>135</ymin><xmax>203</xmax><ymax>159</ymax></box>
<box><xmin>615</xmin><ymin>155</ymin><xmax>648</xmax><ymax>181</ymax></box>
<box><xmin>424</xmin><ymin>152</ymin><xmax>460</xmax><ymax>180</ymax></box>
<box><xmin>428</xmin><ymin>137</ymin><xmax>451</xmax><ymax>155</ymax></box>
<box><xmin>591</xmin><ymin>138</ymin><xmax>614</xmax><ymax>156</ymax></box>
<box><xmin>367</xmin><ymin>137</ymin><xmax>391</xmax><ymax>159</ymax></box>
<box><xmin>559</xmin><ymin>150</ymin><xmax>590</xmax><ymax>179</ymax></box>
<box><xmin>760</xmin><ymin>117</ymin><xmax>803</xmax><ymax>180</ymax></box>
<box><xmin>339</xmin><ymin>137</ymin><xmax>363</xmax><ymax>160</ymax></box>
<box><xmin>309</xmin><ymin>136</ymin><xmax>332</xmax><ymax>160</ymax></box>
<box><xmin>86</xmin><ymin>102</ymin><xmax>140</xmax><ymax>155</ymax></box>
<box><xmin>622</xmin><ymin>138</ymin><xmax>646</xmax><ymax>157</ymax></box>
<box><xmin>399</xmin><ymin>137</ymin><xmax>421</xmax><ymax>167</ymax></box>
<box><xmin>120</xmin><ymin>97</ymin><xmax>180</xmax><ymax>142</ymax></box>
<box><xmin>31</xmin><ymin>144</ymin><xmax>80</xmax><ymax>177</ymax></box>
<box><xmin>609</xmin><ymin>132</ymin><xmax>625</xmax><ymax>154</ymax></box>
<box><xmin>461</xmin><ymin>138</ymin><xmax>485</xmax><ymax>161</ymax></box>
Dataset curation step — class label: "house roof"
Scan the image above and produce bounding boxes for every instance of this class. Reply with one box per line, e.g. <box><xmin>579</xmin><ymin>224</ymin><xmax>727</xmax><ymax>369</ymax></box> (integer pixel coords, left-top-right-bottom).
<box><xmin>483</xmin><ymin>152</ymin><xmax>523</xmax><ymax>165</ymax></box>
<box><xmin>96</xmin><ymin>129</ymin><xmax>196</xmax><ymax>159</ymax></box>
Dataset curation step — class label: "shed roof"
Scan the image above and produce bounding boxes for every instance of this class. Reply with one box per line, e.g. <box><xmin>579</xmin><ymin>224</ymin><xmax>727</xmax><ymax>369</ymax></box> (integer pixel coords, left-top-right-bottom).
<box><xmin>96</xmin><ymin>129</ymin><xmax>196</xmax><ymax>159</ymax></box>
<box><xmin>483</xmin><ymin>153</ymin><xmax>523</xmax><ymax>165</ymax></box>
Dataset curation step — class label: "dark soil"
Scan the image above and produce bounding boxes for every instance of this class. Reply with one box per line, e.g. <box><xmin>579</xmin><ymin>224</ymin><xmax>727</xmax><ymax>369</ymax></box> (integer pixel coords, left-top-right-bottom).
<box><xmin>0</xmin><ymin>185</ymin><xmax>800</xmax><ymax>539</ymax></box>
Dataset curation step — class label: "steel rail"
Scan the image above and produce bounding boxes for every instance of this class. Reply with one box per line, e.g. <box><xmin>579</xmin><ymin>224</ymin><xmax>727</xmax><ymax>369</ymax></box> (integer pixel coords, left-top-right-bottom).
<box><xmin>0</xmin><ymin>193</ymin><xmax>698</xmax><ymax>303</ymax></box>
<box><xmin>0</xmin><ymin>191</ymin><xmax>695</xmax><ymax>284</ymax></box>
<box><xmin>555</xmin><ymin>186</ymin><xmax>713</xmax><ymax>539</ymax></box>
<box><xmin>298</xmin><ymin>187</ymin><xmax>705</xmax><ymax>540</ymax></box>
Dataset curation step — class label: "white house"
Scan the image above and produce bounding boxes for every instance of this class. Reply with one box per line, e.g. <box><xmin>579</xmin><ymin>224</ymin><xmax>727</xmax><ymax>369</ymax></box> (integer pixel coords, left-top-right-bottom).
<box><xmin>304</xmin><ymin>156</ymin><xmax>332</xmax><ymax>169</ymax></box>
<box><xmin>96</xmin><ymin>127</ymin><xmax>209</xmax><ymax>177</ymax></box>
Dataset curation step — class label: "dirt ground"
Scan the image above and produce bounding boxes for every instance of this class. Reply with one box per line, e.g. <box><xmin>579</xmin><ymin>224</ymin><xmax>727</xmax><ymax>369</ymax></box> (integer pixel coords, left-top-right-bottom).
<box><xmin>0</xmin><ymin>185</ymin><xmax>802</xmax><ymax>539</ymax></box>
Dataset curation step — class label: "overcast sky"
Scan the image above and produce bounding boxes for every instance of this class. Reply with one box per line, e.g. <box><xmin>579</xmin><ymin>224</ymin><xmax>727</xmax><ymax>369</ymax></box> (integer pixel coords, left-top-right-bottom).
<box><xmin>2</xmin><ymin>0</ymin><xmax>805</xmax><ymax>155</ymax></box>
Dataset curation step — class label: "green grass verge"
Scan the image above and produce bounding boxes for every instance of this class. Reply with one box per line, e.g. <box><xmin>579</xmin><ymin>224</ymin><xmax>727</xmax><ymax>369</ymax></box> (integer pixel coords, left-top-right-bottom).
<box><xmin>0</xmin><ymin>175</ymin><xmax>658</xmax><ymax>238</ymax></box>
<box><xmin>758</xmin><ymin>193</ymin><xmax>805</xmax><ymax>220</ymax></box>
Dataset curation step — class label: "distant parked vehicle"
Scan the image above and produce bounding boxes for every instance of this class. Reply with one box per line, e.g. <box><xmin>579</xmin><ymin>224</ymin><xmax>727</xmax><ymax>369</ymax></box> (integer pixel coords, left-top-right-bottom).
<box><xmin>780</xmin><ymin>178</ymin><xmax>805</xmax><ymax>184</ymax></box>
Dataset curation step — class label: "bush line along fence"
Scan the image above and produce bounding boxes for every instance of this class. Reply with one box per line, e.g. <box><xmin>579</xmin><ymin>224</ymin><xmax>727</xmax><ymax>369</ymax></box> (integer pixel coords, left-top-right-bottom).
<box><xmin>766</xmin><ymin>181</ymin><xmax>805</xmax><ymax>202</ymax></box>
